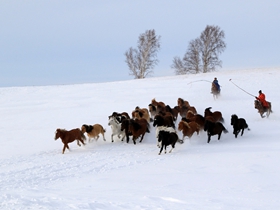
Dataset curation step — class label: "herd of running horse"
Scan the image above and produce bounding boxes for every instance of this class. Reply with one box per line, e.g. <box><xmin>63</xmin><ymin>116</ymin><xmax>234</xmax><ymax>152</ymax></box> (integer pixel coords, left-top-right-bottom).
<box><xmin>55</xmin><ymin>96</ymin><xmax>270</xmax><ymax>154</ymax></box>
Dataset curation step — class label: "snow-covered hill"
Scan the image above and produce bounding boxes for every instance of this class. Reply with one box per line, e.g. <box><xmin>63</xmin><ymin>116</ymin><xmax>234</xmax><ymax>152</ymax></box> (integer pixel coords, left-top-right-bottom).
<box><xmin>0</xmin><ymin>68</ymin><xmax>279</xmax><ymax>209</ymax></box>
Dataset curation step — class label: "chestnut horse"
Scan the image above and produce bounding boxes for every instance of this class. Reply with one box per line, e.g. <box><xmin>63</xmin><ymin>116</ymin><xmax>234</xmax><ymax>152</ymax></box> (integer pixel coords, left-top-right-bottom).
<box><xmin>128</xmin><ymin>118</ymin><xmax>150</xmax><ymax>144</ymax></box>
<box><xmin>54</xmin><ymin>128</ymin><xmax>86</xmax><ymax>154</ymax></box>
<box><xmin>132</xmin><ymin>106</ymin><xmax>151</xmax><ymax>123</ymax></box>
<box><xmin>177</xmin><ymin>98</ymin><xmax>190</xmax><ymax>108</ymax></box>
<box><xmin>184</xmin><ymin>111</ymin><xmax>205</xmax><ymax>130</ymax></box>
<box><xmin>177</xmin><ymin>98</ymin><xmax>197</xmax><ymax>117</ymax></box>
<box><xmin>178</xmin><ymin>121</ymin><xmax>200</xmax><ymax>140</ymax></box>
<box><xmin>81</xmin><ymin>124</ymin><xmax>106</xmax><ymax>142</ymax></box>
<box><xmin>204</xmin><ymin>107</ymin><xmax>224</xmax><ymax>122</ymax></box>
<box><xmin>151</xmin><ymin>98</ymin><xmax>166</xmax><ymax>108</ymax></box>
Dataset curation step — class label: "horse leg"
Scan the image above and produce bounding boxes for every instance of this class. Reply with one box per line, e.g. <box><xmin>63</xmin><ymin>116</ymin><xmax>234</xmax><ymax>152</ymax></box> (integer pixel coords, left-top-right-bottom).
<box><xmin>169</xmin><ymin>143</ymin><xmax>175</xmax><ymax>153</ymax></box>
<box><xmin>62</xmin><ymin>144</ymin><xmax>69</xmax><ymax>154</ymax></box>
<box><xmin>164</xmin><ymin>145</ymin><xmax>168</xmax><ymax>154</ymax></box>
<box><xmin>158</xmin><ymin>144</ymin><xmax>164</xmax><ymax>155</ymax></box>
<box><xmin>139</xmin><ymin>133</ymin><xmax>145</xmax><ymax>143</ymax></box>
<box><xmin>77</xmin><ymin>140</ymin><xmax>81</xmax><ymax>146</ymax></box>
<box><xmin>132</xmin><ymin>136</ymin><xmax>137</xmax><ymax>145</ymax></box>
<box><xmin>111</xmin><ymin>134</ymin><xmax>114</xmax><ymax>142</ymax></box>
<box><xmin>207</xmin><ymin>134</ymin><xmax>211</xmax><ymax>143</ymax></box>
<box><xmin>241</xmin><ymin>128</ymin><xmax>244</xmax><ymax>136</ymax></box>
<box><xmin>218</xmin><ymin>132</ymin><xmax>222</xmax><ymax>140</ymax></box>
<box><xmin>102</xmin><ymin>133</ymin><xmax>106</xmax><ymax>141</ymax></box>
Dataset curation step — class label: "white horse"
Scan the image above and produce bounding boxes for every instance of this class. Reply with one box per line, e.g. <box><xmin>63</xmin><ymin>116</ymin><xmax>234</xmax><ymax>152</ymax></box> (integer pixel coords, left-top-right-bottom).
<box><xmin>108</xmin><ymin>116</ymin><xmax>125</xmax><ymax>142</ymax></box>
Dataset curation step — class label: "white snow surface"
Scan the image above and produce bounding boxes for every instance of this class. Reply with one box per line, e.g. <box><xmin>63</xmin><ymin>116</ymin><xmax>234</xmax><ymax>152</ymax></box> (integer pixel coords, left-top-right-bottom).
<box><xmin>0</xmin><ymin>68</ymin><xmax>279</xmax><ymax>210</ymax></box>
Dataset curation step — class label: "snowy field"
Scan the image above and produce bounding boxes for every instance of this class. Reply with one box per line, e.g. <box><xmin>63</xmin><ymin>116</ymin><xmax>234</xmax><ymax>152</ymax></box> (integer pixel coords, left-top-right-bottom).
<box><xmin>0</xmin><ymin>68</ymin><xmax>279</xmax><ymax>209</ymax></box>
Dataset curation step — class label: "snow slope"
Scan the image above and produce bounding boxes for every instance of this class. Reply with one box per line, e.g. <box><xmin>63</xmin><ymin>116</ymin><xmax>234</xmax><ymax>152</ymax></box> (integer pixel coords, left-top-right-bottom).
<box><xmin>0</xmin><ymin>68</ymin><xmax>279</xmax><ymax>209</ymax></box>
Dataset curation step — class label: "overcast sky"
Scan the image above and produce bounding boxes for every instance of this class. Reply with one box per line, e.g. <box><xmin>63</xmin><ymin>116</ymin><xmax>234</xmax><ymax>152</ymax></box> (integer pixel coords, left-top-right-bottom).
<box><xmin>1</xmin><ymin>1</ymin><xmax>279</xmax><ymax>87</ymax></box>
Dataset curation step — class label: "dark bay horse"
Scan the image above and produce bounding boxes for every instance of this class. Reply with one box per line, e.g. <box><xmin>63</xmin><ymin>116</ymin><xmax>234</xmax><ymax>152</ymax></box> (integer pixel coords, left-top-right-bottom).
<box><xmin>54</xmin><ymin>128</ymin><xmax>86</xmax><ymax>154</ymax></box>
<box><xmin>254</xmin><ymin>100</ymin><xmax>272</xmax><ymax>118</ymax></box>
<box><xmin>128</xmin><ymin>118</ymin><xmax>150</xmax><ymax>144</ymax></box>
<box><xmin>204</xmin><ymin>120</ymin><xmax>228</xmax><ymax>143</ymax></box>
<box><xmin>153</xmin><ymin>114</ymin><xmax>175</xmax><ymax>128</ymax></box>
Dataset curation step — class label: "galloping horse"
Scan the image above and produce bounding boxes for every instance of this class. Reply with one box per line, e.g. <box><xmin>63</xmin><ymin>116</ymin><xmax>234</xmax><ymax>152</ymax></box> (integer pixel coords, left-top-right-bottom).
<box><xmin>230</xmin><ymin>114</ymin><xmax>250</xmax><ymax>138</ymax></box>
<box><xmin>211</xmin><ymin>83</ymin><xmax>220</xmax><ymax>99</ymax></box>
<box><xmin>204</xmin><ymin>107</ymin><xmax>224</xmax><ymax>122</ymax></box>
<box><xmin>54</xmin><ymin>128</ymin><xmax>86</xmax><ymax>154</ymax></box>
<box><xmin>81</xmin><ymin>124</ymin><xmax>106</xmax><ymax>142</ymax></box>
<box><xmin>128</xmin><ymin>118</ymin><xmax>150</xmax><ymax>144</ymax></box>
<box><xmin>254</xmin><ymin>100</ymin><xmax>272</xmax><ymax>118</ymax></box>
<box><xmin>178</xmin><ymin>121</ymin><xmax>200</xmax><ymax>140</ymax></box>
<box><xmin>108</xmin><ymin>116</ymin><xmax>125</xmax><ymax>142</ymax></box>
<box><xmin>204</xmin><ymin>120</ymin><xmax>228</xmax><ymax>143</ymax></box>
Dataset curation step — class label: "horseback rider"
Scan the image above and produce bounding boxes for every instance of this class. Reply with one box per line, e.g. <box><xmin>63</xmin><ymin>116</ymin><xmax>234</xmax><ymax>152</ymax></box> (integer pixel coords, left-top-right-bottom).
<box><xmin>212</xmin><ymin>77</ymin><xmax>221</xmax><ymax>93</ymax></box>
<box><xmin>255</xmin><ymin>90</ymin><xmax>269</xmax><ymax>109</ymax></box>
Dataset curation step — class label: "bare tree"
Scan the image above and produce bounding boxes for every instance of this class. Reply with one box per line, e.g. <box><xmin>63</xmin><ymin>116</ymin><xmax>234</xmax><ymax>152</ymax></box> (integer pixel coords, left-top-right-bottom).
<box><xmin>200</xmin><ymin>25</ymin><xmax>226</xmax><ymax>73</ymax></box>
<box><xmin>172</xmin><ymin>38</ymin><xmax>201</xmax><ymax>75</ymax></box>
<box><xmin>172</xmin><ymin>25</ymin><xmax>226</xmax><ymax>75</ymax></box>
<box><xmin>125</xmin><ymin>29</ymin><xmax>161</xmax><ymax>79</ymax></box>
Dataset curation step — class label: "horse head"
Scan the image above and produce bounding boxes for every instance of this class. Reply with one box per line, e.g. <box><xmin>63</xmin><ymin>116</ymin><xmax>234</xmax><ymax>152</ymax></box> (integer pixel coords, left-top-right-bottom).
<box><xmin>231</xmin><ymin>114</ymin><xmax>238</xmax><ymax>125</ymax></box>
<box><xmin>54</xmin><ymin>128</ymin><xmax>64</xmax><ymax>140</ymax></box>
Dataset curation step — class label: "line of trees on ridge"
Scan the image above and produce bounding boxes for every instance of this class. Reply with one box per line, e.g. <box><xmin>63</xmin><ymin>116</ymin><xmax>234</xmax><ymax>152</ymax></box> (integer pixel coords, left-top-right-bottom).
<box><xmin>125</xmin><ymin>25</ymin><xmax>226</xmax><ymax>79</ymax></box>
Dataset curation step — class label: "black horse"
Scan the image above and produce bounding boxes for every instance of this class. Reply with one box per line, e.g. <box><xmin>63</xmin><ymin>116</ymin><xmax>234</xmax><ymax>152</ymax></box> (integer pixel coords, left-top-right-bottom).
<box><xmin>204</xmin><ymin>120</ymin><xmax>228</xmax><ymax>143</ymax></box>
<box><xmin>230</xmin><ymin>114</ymin><xmax>250</xmax><ymax>138</ymax></box>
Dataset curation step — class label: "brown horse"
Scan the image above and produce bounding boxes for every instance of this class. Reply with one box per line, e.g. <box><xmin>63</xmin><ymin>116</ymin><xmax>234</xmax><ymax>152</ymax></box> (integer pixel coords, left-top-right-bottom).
<box><xmin>185</xmin><ymin>111</ymin><xmax>205</xmax><ymax>129</ymax></box>
<box><xmin>178</xmin><ymin>121</ymin><xmax>200</xmax><ymax>140</ymax></box>
<box><xmin>151</xmin><ymin>98</ymin><xmax>166</xmax><ymax>108</ymax></box>
<box><xmin>177</xmin><ymin>98</ymin><xmax>197</xmax><ymax>116</ymax></box>
<box><xmin>211</xmin><ymin>83</ymin><xmax>220</xmax><ymax>100</ymax></box>
<box><xmin>128</xmin><ymin>118</ymin><xmax>150</xmax><ymax>144</ymax></box>
<box><xmin>177</xmin><ymin>98</ymin><xmax>190</xmax><ymax>108</ymax></box>
<box><xmin>204</xmin><ymin>107</ymin><xmax>224</xmax><ymax>122</ymax></box>
<box><xmin>254</xmin><ymin>100</ymin><xmax>272</xmax><ymax>118</ymax></box>
<box><xmin>54</xmin><ymin>128</ymin><xmax>86</xmax><ymax>154</ymax></box>
<box><xmin>81</xmin><ymin>124</ymin><xmax>106</xmax><ymax>142</ymax></box>
<box><xmin>132</xmin><ymin>107</ymin><xmax>151</xmax><ymax>123</ymax></box>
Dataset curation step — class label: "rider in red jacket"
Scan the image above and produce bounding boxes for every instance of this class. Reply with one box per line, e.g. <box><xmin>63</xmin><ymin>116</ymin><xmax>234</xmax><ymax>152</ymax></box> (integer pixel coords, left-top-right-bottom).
<box><xmin>255</xmin><ymin>90</ymin><xmax>269</xmax><ymax>108</ymax></box>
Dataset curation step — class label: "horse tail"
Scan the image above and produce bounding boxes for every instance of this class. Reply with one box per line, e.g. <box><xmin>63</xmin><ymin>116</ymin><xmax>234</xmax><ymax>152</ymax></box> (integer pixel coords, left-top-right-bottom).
<box><xmin>146</xmin><ymin>123</ymin><xmax>150</xmax><ymax>133</ymax></box>
<box><xmin>177</xmin><ymin>138</ymin><xmax>184</xmax><ymax>144</ymax></box>
<box><xmin>223</xmin><ymin>125</ymin><xmax>228</xmax><ymax>134</ymax></box>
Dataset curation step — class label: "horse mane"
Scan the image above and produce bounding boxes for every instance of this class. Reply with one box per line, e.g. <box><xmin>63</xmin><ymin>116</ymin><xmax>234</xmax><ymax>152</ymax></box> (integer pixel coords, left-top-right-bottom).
<box><xmin>205</xmin><ymin>107</ymin><xmax>212</xmax><ymax>111</ymax></box>
<box><xmin>165</xmin><ymin>105</ymin><xmax>172</xmax><ymax>113</ymax></box>
<box><xmin>181</xmin><ymin>121</ymin><xmax>190</xmax><ymax>128</ymax></box>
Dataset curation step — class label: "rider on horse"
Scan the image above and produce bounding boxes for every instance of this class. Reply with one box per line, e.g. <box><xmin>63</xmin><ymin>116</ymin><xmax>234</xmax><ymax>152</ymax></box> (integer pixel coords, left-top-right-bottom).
<box><xmin>212</xmin><ymin>78</ymin><xmax>221</xmax><ymax>93</ymax></box>
<box><xmin>255</xmin><ymin>90</ymin><xmax>269</xmax><ymax>109</ymax></box>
